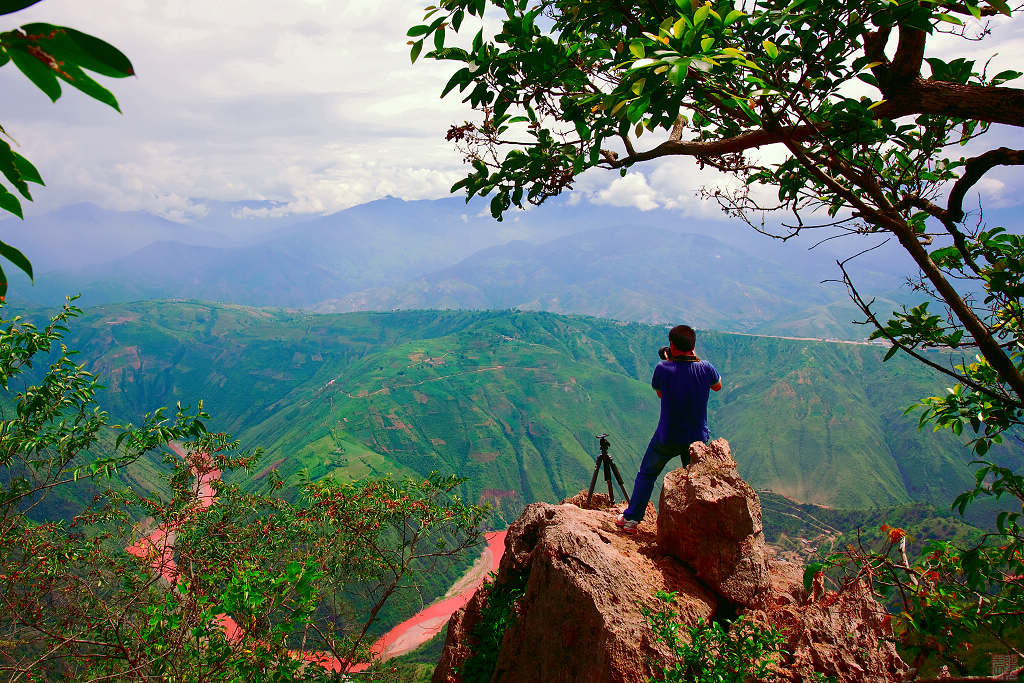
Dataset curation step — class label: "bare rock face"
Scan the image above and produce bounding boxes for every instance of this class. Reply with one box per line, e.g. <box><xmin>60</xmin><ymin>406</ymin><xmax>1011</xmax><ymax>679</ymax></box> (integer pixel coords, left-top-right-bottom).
<box><xmin>433</xmin><ymin>501</ymin><xmax>718</xmax><ymax>683</ymax></box>
<box><xmin>656</xmin><ymin>438</ymin><xmax>772</xmax><ymax>606</ymax></box>
<box><xmin>751</xmin><ymin>567</ymin><xmax>909</xmax><ymax>683</ymax></box>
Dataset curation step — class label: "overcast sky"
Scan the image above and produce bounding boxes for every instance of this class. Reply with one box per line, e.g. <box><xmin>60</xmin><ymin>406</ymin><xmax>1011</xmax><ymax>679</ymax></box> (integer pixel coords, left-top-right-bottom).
<box><xmin>1</xmin><ymin>1</ymin><xmax>1022</xmax><ymax>224</ymax></box>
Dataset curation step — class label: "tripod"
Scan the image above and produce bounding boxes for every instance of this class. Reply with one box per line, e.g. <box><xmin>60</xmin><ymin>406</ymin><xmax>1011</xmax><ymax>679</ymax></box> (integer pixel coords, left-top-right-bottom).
<box><xmin>585</xmin><ymin>433</ymin><xmax>631</xmax><ymax>508</ymax></box>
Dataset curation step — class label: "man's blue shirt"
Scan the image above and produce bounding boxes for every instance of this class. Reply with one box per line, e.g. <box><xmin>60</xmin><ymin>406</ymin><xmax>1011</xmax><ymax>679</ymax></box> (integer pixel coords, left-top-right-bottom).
<box><xmin>651</xmin><ymin>358</ymin><xmax>720</xmax><ymax>446</ymax></box>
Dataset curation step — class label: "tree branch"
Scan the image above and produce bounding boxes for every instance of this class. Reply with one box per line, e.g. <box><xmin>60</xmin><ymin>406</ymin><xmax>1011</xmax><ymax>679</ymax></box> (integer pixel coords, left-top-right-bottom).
<box><xmin>875</xmin><ymin>79</ymin><xmax>1024</xmax><ymax>128</ymax></box>
<box><xmin>609</xmin><ymin>124</ymin><xmax>818</xmax><ymax>167</ymax></box>
<box><xmin>889</xmin><ymin>25</ymin><xmax>927</xmax><ymax>83</ymax></box>
<box><xmin>838</xmin><ymin>259</ymin><xmax>1016</xmax><ymax>405</ymax></box>
<box><xmin>947</xmin><ymin>147</ymin><xmax>1024</xmax><ymax>222</ymax></box>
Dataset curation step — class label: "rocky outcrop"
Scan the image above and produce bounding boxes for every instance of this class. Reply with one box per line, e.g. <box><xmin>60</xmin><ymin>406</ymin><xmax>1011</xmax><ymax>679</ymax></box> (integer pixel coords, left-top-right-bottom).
<box><xmin>434</xmin><ymin>500</ymin><xmax>718</xmax><ymax>682</ymax></box>
<box><xmin>433</xmin><ymin>439</ymin><xmax>907</xmax><ymax>683</ymax></box>
<box><xmin>656</xmin><ymin>439</ymin><xmax>771</xmax><ymax>606</ymax></box>
<box><xmin>754</xmin><ymin>574</ymin><xmax>908</xmax><ymax>682</ymax></box>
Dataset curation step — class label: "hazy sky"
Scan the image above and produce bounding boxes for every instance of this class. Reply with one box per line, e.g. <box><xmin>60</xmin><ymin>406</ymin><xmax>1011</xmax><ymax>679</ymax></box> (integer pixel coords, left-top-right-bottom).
<box><xmin>2</xmin><ymin>1</ymin><xmax>1022</xmax><ymax>223</ymax></box>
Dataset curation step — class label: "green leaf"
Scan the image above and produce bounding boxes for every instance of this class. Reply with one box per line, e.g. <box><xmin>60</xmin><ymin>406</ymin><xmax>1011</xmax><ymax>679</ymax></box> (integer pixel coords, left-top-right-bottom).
<box><xmin>0</xmin><ymin>240</ymin><xmax>32</xmax><ymax>280</ymax></box>
<box><xmin>668</xmin><ymin>60</ymin><xmax>689</xmax><ymax>85</ymax></box>
<box><xmin>56</xmin><ymin>64</ymin><xmax>121</xmax><ymax>112</ymax></box>
<box><xmin>441</xmin><ymin>67</ymin><xmax>469</xmax><ymax>97</ymax></box>
<box><xmin>0</xmin><ymin>184</ymin><xmax>23</xmax><ymax>218</ymax></box>
<box><xmin>883</xmin><ymin>345</ymin><xmax>899</xmax><ymax>361</ymax></box>
<box><xmin>407</xmin><ymin>24</ymin><xmax>431</xmax><ymax>37</ymax></box>
<box><xmin>672</xmin><ymin>16</ymin><xmax>688</xmax><ymax>38</ymax></box>
<box><xmin>0</xmin><ymin>141</ymin><xmax>30</xmax><ymax>199</ymax></box>
<box><xmin>986</xmin><ymin>0</ymin><xmax>1012</xmax><ymax>16</ymax></box>
<box><xmin>694</xmin><ymin>3</ymin><xmax>710</xmax><ymax>27</ymax></box>
<box><xmin>20</xmin><ymin>24</ymin><xmax>132</xmax><ymax>80</ymax></box>
<box><xmin>629</xmin><ymin>40</ymin><xmax>645</xmax><ymax>59</ymax></box>
<box><xmin>803</xmin><ymin>562</ymin><xmax>823</xmax><ymax>593</ymax></box>
<box><xmin>992</xmin><ymin>70</ymin><xmax>1022</xmax><ymax>85</ymax></box>
<box><xmin>929</xmin><ymin>245</ymin><xmax>962</xmax><ymax>266</ymax></box>
<box><xmin>12</xmin><ymin>151</ymin><xmax>42</xmax><ymax>185</ymax></box>
<box><xmin>723</xmin><ymin>9</ymin><xmax>745</xmax><ymax>25</ymax></box>
<box><xmin>410</xmin><ymin>39</ymin><xmax>423</xmax><ymax>63</ymax></box>
<box><xmin>7</xmin><ymin>46</ymin><xmax>61</xmax><ymax>102</ymax></box>
<box><xmin>762</xmin><ymin>40</ymin><xmax>778</xmax><ymax>60</ymax></box>
<box><xmin>0</xmin><ymin>0</ymin><xmax>42</xmax><ymax>15</ymax></box>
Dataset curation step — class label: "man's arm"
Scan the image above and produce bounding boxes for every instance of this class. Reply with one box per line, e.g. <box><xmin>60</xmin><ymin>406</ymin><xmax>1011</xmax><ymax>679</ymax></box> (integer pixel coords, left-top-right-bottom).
<box><xmin>711</xmin><ymin>380</ymin><xmax>722</xmax><ymax>392</ymax></box>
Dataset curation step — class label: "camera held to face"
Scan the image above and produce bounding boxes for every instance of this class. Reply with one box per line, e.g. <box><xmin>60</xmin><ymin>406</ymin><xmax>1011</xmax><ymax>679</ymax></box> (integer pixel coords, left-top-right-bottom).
<box><xmin>658</xmin><ymin>346</ymin><xmax>671</xmax><ymax>361</ymax></box>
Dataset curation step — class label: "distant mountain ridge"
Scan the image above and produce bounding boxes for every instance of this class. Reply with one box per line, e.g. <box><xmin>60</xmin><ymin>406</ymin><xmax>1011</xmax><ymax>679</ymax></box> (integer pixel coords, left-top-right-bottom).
<box><xmin>312</xmin><ymin>225</ymin><xmax>865</xmax><ymax>335</ymax></box>
<box><xmin>8</xmin><ymin>197</ymin><xmax>922</xmax><ymax>340</ymax></box>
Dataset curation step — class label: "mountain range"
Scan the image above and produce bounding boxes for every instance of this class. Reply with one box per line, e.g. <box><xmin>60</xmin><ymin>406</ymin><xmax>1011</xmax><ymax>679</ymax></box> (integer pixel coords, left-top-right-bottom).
<box><xmin>6</xmin><ymin>197</ymin><xmax>925</xmax><ymax>339</ymax></box>
<box><xmin>38</xmin><ymin>301</ymin><xmax>1004</xmax><ymax>518</ymax></box>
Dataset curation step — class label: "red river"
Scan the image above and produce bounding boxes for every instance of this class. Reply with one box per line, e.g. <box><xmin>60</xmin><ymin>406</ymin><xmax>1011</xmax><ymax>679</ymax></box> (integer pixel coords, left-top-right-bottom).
<box><xmin>125</xmin><ymin>444</ymin><xmax>507</xmax><ymax>673</ymax></box>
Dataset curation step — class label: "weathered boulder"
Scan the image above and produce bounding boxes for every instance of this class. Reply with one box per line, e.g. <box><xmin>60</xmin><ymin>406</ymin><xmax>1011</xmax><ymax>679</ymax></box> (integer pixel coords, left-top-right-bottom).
<box><xmin>656</xmin><ymin>438</ymin><xmax>772</xmax><ymax>606</ymax></box>
<box><xmin>433</xmin><ymin>438</ymin><xmax>907</xmax><ymax>683</ymax></box>
<box><xmin>433</xmin><ymin>501</ymin><xmax>718</xmax><ymax>683</ymax></box>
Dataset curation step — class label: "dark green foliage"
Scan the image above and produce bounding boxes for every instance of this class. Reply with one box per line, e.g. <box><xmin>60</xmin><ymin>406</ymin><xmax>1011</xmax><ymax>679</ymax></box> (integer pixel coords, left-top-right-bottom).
<box><xmin>457</xmin><ymin>571</ymin><xmax>528</xmax><ymax>682</ymax></box>
<box><xmin>643</xmin><ymin>591</ymin><xmax>787</xmax><ymax>683</ymax></box>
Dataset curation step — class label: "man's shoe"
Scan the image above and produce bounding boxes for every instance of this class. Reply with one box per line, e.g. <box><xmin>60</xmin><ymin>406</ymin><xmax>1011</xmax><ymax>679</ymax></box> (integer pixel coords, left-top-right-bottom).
<box><xmin>615</xmin><ymin>514</ymin><xmax>639</xmax><ymax>533</ymax></box>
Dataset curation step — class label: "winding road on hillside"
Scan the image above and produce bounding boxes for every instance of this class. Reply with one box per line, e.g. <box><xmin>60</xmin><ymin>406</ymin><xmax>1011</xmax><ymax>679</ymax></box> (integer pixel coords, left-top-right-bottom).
<box><xmin>125</xmin><ymin>443</ymin><xmax>506</xmax><ymax>673</ymax></box>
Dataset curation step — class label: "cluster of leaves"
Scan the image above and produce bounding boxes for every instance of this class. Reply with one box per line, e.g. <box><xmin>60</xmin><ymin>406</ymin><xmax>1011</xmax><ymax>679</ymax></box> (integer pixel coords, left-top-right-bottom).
<box><xmin>411</xmin><ymin>0</ymin><xmax>1019</xmax><ymax>220</ymax></box>
<box><xmin>642</xmin><ymin>590</ymin><xmax>787</xmax><ymax>683</ymax></box>
<box><xmin>812</xmin><ymin>504</ymin><xmax>1023</xmax><ymax>677</ymax></box>
<box><xmin>880</xmin><ymin>228</ymin><xmax>1024</xmax><ymax>459</ymax></box>
<box><xmin>0</xmin><ymin>302</ymin><xmax>489</xmax><ymax>680</ymax></box>
<box><xmin>0</xmin><ymin>0</ymin><xmax>134</xmax><ymax>297</ymax></box>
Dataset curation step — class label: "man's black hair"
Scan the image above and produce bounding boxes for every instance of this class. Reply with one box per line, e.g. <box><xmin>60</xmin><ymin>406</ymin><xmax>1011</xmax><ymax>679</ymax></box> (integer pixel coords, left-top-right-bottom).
<box><xmin>669</xmin><ymin>325</ymin><xmax>696</xmax><ymax>353</ymax></box>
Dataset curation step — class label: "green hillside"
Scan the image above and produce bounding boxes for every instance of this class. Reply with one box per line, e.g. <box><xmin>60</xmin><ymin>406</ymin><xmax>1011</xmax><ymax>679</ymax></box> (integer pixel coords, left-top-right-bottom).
<box><xmin>47</xmin><ymin>301</ymin><xmax>1004</xmax><ymax>513</ymax></box>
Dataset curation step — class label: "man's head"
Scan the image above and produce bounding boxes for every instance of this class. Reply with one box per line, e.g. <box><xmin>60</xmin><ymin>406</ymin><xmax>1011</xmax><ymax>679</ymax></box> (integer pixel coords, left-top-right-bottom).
<box><xmin>668</xmin><ymin>325</ymin><xmax>696</xmax><ymax>354</ymax></box>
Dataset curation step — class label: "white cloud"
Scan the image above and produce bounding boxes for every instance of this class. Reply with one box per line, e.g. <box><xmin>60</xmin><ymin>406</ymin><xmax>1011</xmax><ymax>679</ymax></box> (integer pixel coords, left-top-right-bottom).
<box><xmin>0</xmin><ymin>0</ymin><xmax>1020</xmax><ymax>223</ymax></box>
<box><xmin>593</xmin><ymin>172</ymin><xmax>659</xmax><ymax>211</ymax></box>
<box><xmin>1</xmin><ymin>0</ymin><xmax>474</xmax><ymax>220</ymax></box>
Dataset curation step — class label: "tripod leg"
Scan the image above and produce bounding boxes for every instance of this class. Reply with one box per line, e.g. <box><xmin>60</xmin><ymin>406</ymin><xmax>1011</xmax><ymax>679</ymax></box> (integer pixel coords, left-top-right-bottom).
<box><xmin>603</xmin><ymin>458</ymin><xmax>614</xmax><ymax>503</ymax></box>
<box><xmin>609</xmin><ymin>460</ymin><xmax>631</xmax><ymax>505</ymax></box>
<box><xmin>585</xmin><ymin>457</ymin><xmax>602</xmax><ymax>508</ymax></box>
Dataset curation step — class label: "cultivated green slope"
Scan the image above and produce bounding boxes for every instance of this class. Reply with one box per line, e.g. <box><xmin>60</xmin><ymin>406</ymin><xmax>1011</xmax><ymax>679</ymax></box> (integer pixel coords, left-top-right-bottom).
<box><xmin>51</xmin><ymin>301</ymin><xmax>1001</xmax><ymax>511</ymax></box>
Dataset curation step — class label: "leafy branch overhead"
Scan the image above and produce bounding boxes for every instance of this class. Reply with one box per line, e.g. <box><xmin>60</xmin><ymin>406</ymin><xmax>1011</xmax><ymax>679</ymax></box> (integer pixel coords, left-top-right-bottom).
<box><xmin>0</xmin><ymin>0</ymin><xmax>134</xmax><ymax>297</ymax></box>
<box><xmin>416</xmin><ymin>1</ymin><xmax>1024</xmax><ymax>674</ymax></box>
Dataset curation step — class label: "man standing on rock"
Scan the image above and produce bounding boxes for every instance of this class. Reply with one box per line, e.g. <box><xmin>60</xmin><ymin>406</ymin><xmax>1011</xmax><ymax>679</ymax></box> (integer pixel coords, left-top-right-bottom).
<box><xmin>616</xmin><ymin>325</ymin><xmax>722</xmax><ymax>532</ymax></box>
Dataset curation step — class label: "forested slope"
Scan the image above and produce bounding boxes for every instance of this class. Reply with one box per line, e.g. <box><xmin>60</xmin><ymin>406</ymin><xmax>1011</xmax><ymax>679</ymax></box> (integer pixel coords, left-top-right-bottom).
<box><xmin>39</xmin><ymin>301</ymin><xmax>996</xmax><ymax>513</ymax></box>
